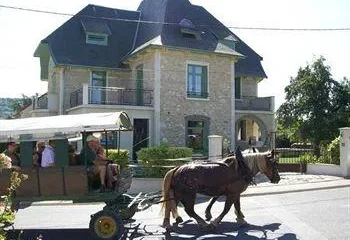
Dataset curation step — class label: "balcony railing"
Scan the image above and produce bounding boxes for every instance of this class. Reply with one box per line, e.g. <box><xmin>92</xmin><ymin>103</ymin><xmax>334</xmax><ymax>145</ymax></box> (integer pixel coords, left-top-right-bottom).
<box><xmin>70</xmin><ymin>85</ymin><xmax>153</xmax><ymax>108</ymax></box>
<box><xmin>235</xmin><ymin>96</ymin><xmax>274</xmax><ymax>111</ymax></box>
<box><xmin>33</xmin><ymin>93</ymin><xmax>48</xmax><ymax>110</ymax></box>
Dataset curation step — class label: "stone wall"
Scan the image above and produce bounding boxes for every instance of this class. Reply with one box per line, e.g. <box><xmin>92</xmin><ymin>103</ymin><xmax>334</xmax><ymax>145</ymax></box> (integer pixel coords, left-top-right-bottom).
<box><xmin>241</xmin><ymin>76</ymin><xmax>258</xmax><ymax>97</ymax></box>
<box><xmin>159</xmin><ymin>50</ymin><xmax>233</xmax><ymax>146</ymax></box>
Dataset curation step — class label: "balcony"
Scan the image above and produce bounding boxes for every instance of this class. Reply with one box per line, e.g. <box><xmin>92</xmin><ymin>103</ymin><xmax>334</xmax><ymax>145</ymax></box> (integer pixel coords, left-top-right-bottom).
<box><xmin>235</xmin><ymin>96</ymin><xmax>274</xmax><ymax>111</ymax></box>
<box><xmin>70</xmin><ymin>85</ymin><xmax>153</xmax><ymax>108</ymax></box>
<box><xmin>33</xmin><ymin>93</ymin><xmax>48</xmax><ymax>110</ymax></box>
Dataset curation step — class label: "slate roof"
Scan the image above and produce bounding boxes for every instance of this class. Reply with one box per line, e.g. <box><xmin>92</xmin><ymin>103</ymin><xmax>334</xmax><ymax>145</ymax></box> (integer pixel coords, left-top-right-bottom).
<box><xmin>35</xmin><ymin>0</ymin><xmax>267</xmax><ymax>78</ymax></box>
<box><xmin>36</xmin><ymin>5</ymin><xmax>140</xmax><ymax>69</ymax></box>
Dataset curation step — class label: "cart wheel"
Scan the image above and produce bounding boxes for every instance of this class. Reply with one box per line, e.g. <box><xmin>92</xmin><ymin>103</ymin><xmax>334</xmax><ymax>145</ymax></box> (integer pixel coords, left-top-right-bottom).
<box><xmin>89</xmin><ymin>210</ymin><xmax>124</xmax><ymax>240</ymax></box>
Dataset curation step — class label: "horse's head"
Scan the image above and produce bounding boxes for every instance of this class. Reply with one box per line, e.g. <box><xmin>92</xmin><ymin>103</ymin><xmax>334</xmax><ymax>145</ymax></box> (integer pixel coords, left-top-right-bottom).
<box><xmin>258</xmin><ymin>150</ymin><xmax>280</xmax><ymax>184</ymax></box>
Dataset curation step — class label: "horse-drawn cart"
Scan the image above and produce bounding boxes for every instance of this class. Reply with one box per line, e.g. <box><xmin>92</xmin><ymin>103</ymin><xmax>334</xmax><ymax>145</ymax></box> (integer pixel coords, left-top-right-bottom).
<box><xmin>89</xmin><ymin>190</ymin><xmax>162</xmax><ymax>239</ymax></box>
<box><xmin>0</xmin><ymin>111</ymin><xmax>166</xmax><ymax>239</ymax></box>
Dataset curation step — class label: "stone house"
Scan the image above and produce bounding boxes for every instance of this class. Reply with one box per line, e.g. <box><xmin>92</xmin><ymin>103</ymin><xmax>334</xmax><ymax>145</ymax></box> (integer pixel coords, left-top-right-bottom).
<box><xmin>31</xmin><ymin>0</ymin><xmax>275</xmax><ymax>158</ymax></box>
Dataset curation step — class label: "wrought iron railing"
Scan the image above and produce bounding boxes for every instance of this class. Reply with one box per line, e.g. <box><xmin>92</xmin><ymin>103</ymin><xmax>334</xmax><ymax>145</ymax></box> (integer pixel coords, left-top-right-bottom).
<box><xmin>70</xmin><ymin>86</ymin><xmax>153</xmax><ymax>108</ymax></box>
<box><xmin>33</xmin><ymin>93</ymin><xmax>48</xmax><ymax>110</ymax></box>
<box><xmin>70</xmin><ymin>89</ymin><xmax>83</xmax><ymax>108</ymax></box>
<box><xmin>235</xmin><ymin>96</ymin><xmax>273</xmax><ymax>111</ymax></box>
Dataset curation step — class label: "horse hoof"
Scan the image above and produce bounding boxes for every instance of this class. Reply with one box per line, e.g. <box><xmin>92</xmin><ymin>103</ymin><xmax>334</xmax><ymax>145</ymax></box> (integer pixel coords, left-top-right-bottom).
<box><xmin>165</xmin><ymin>226</ymin><xmax>173</xmax><ymax>232</ymax></box>
<box><xmin>175</xmin><ymin>216</ymin><xmax>183</xmax><ymax>224</ymax></box>
<box><xmin>236</xmin><ymin>218</ymin><xmax>247</xmax><ymax>227</ymax></box>
<box><xmin>161</xmin><ymin>221</ymin><xmax>171</xmax><ymax>231</ymax></box>
<box><xmin>205</xmin><ymin>213</ymin><xmax>212</xmax><ymax>221</ymax></box>
<box><xmin>209</xmin><ymin>221</ymin><xmax>219</xmax><ymax>229</ymax></box>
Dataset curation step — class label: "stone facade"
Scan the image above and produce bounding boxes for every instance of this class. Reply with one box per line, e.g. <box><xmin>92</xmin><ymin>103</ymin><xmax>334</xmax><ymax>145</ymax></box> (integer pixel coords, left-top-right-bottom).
<box><xmin>241</xmin><ymin>77</ymin><xmax>258</xmax><ymax>97</ymax></box>
<box><xmin>159</xmin><ymin>50</ymin><xmax>233</xmax><ymax>146</ymax></box>
<box><xmin>26</xmin><ymin>46</ymin><xmax>274</xmax><ymax>155</ymax></box>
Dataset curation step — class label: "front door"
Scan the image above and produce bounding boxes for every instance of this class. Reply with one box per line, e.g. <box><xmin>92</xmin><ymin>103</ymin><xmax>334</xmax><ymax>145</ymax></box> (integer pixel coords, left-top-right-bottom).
<box><xmin>186</xmin><ymin>120</ymin><xmax>208</xmax><ymax>155</ymax></box>
<box><xmin>133</xmin><ymin>119</ymin><xmax>149</xmax><ymax>160</ymax></box>
<box><xmin>91</xmin><ymin>71</ymin><xmax>106</xmax><ymax>104</ymax></box>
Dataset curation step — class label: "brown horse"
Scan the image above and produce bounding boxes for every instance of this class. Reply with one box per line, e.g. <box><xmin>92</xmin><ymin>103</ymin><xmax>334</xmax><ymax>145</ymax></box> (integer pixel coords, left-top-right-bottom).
<box><xmin>161</xmin><ymin>150</ymin><xmax>280</xmax><ymax>231</ymax></box>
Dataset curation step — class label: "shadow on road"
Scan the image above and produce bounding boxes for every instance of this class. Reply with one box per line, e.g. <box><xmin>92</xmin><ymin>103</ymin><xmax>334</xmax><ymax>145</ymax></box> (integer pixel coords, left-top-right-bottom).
<box><xmin>6</xmin><ymin>221</ymin><xmax>298</xmax><ymax>240</ymax></box>
<box><xmin>6</xmin><ymin>229</ymin><xmax>101</xmax><ymax>240</ymax></box>
<box><xmin>162</xmin><ymin>221</ymin><xmax>298</xmax><ymax>239</ymax></box>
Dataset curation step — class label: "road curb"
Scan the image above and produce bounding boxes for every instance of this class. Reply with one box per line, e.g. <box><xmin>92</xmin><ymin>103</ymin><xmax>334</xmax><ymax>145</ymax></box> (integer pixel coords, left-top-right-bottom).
<box><xmin>242</xmin><ymin>181</ymin><xmax>350</xmax><ymax>197</ymax></box>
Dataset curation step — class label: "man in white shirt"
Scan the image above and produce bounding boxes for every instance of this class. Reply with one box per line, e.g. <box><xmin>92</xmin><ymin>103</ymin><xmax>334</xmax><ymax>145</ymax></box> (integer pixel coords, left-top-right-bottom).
<box><xmin>41</xmin><ymin>140</ymin><xmax>56</xmax><ymax>167</ymax></box>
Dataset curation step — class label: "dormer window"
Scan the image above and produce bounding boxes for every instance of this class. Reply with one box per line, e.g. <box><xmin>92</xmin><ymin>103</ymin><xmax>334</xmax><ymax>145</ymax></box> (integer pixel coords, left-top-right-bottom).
<box><xmin>81</xmin><ymin>19</ymin><xmax>111</xmax><ymax>46</ymax></box>
<box><xmin>220</xmin><ymin>35</ymin><xmax>238</xmax><ymax>50</ymax></box>
<box><xmin>86</xmin><ymin>33</ymin><xmax>108</xmax><ymax>45</ymax></box>
<box><xmin>179</xmin><ymin>19</ymin><xmax>201</xmax><ymax>40</ymax></box>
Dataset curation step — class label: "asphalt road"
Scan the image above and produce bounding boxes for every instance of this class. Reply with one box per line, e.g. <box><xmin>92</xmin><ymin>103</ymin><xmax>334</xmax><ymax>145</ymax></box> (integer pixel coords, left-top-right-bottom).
<box><xmin>8</xmin><ymin>187</ymin><xmax>350</xmax><ymax>240</ymax></box>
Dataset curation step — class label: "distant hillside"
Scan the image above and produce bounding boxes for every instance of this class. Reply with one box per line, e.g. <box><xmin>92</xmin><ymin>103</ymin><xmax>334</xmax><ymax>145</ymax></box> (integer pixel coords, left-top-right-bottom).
<box><xmin>0</xmin><ymin>98</ymin><xmax>20</xmax><ymax>119</ymax></box>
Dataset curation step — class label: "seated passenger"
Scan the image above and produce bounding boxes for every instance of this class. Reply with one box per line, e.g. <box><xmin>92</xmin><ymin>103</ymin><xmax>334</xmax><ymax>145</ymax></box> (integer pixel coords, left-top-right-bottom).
<box><xmin>3</xmin><ymin>141</ymin><xmax>21</xmax><ymax>171</ymax></box>
<box><xmin>68</xmin><ymin>144</ymin><xmax>77</xmax><ymax>166</ymax></box>
<box><xmin>41</xmin><ymin>140</ymin><xmax>56</xmax><ymax>168</ymax></box>
<box><xmin>33</xmin><ymin>141</ymin><xmax>45</xmax><ymax>167</ymax></box>
<box><xmin>80</xmin><ymin>135</ymin><xmax>115</xmax><ymax>193</ymax></box>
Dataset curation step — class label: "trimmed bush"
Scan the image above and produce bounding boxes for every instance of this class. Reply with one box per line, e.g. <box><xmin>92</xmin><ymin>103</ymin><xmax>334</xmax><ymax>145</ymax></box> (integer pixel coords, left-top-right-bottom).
<box><xmin>107</xmin><ymin>149</ymin><xmax>130</xmax><ymax>168</ymax></box>
<box><xmin>327</xmin><ymin>136</ymin><xmax>340</xmax><ymax>165</ymax></box>
<box><xmin>300</xmin><ymin>137</ymin><xmax>340</xmax><ymax>165</ymax></box>
<box><xmin>136</xmin><ymin>144</ymin><xmax>192</xmax><ymax>178</ymax></box>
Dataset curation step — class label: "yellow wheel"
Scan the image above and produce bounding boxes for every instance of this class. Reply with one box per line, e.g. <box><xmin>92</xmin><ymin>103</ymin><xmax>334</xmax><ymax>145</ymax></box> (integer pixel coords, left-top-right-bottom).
<box><xmin>89</xmin><ymin>210</ymin><xmax>124</xmax><ymax>239</ymax></box>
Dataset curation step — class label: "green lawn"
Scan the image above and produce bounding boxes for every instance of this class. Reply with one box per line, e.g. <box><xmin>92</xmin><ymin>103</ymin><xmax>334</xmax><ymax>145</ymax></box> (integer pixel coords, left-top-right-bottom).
<box><xmin>278</xmin><ymin>157</ymin><xmax>301</xmax><ymax>164</ymax></box>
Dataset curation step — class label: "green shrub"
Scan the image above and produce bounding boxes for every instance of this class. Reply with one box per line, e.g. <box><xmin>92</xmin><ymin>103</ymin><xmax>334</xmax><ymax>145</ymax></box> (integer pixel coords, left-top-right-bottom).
<box><xmin>136</xmin><ymin>144</ymin><xmax>192</xmax><ymax>178</ymax></box>
<box><xmin>327</xmin><ymin>136</ymin><xmax>340</xmax><ymax>165</ymax></box>
<box><xmin>300</xmin><ymin>153</ymin><xmax>318</xmax><ymax>164</ymax></box>
<box><xmin>107</xmin><ymin>149</ymin><xmax>130</xmax><ymax>168</ymax></box>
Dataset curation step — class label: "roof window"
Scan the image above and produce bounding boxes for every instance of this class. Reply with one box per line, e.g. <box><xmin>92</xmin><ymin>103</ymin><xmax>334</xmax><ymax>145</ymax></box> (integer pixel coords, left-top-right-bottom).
<box><xmin>179</xmin><ymin>19</ymin><xmax>201</xmax><ymax>40</ymax></box>
<box><xmin>81</xmin><ymin>19</ymin><xmax>111</xmax><ymax>46</ymax></box>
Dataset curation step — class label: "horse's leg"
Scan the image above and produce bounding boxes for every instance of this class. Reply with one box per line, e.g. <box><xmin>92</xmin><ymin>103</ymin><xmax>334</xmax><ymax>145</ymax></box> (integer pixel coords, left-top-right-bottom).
<box><xmin>170</xmin><ymin>196</ymin><xmax>183</xmax><ymax>224</ymax></box>
<box><xmin>181</xmin><ymin>192</ymin><xmax>208</xmax><ymax>229</ymax></box>
<box><xmin>233</xmin><ymin>195</ymin><xmax>247</xmax><ymax>225</ymax></box>
<box><xmin>161</xmin><ymin>196</ymin><xmax>172</xmax><ymax>230</ymax></box>
<box><xmin>205</xmin><ymin>196</ymin><xmax>219</xmax><ymax>221</ymax></box>
<box><xmin>210</xmin><ymin>194</ymin><xmax>234</xmax><ymax>228</ymax></box>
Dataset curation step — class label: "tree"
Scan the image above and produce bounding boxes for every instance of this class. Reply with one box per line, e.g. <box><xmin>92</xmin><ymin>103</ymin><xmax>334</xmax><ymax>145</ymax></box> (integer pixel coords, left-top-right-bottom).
<box><xmin>10</xmin><ymin>94</ymin><xmax>33</xmax><ymax>118</ymax></box>
<box><xmin>277</xmin><ymin>57</ymin><xmax>350</xmax><ymax>155</ymax></box>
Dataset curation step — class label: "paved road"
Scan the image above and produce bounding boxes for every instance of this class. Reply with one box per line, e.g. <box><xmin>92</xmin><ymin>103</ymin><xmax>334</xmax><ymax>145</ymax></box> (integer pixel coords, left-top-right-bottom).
<box><xmin>8</xmin><ymin>186</ymin><xmax>350</xmax><ymax>240</ymax></box>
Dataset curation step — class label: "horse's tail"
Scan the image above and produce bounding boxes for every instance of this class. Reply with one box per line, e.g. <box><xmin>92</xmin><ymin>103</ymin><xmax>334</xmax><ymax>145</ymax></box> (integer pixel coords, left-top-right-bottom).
<box><xmin>161</xmin><ymin>167</ymin><xmax>178</xmax><ymax>215</ymax></box>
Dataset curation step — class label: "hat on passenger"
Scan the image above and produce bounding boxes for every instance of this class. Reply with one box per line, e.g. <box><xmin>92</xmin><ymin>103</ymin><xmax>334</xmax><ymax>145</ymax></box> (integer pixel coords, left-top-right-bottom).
<box><xmin>86</xmin><ymin>135</ymin><xmax>99</xmax><ymax>142</ymax></box>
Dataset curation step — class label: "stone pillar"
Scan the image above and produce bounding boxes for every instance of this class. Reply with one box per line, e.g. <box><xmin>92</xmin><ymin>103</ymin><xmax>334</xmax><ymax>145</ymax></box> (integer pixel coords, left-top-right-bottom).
<box><xmin>208</xmin><ymin>135</ymin><xmax>223</xmax><ymax>161</ymax></box>
<box><xmin>82</xmin><ymin>83</ymin><xmax>89</xmax><ymax>105</ymax></box>
<box><xmin>154</xmin><ymin>50</ymin><xmax>161</xmax><ymax>145</ymax></box>
<box><xmin>59</xmin><ymin>68</ymin><xmax>65</xmax><ymax>115</ymax></box>
<box><xmin>339</xmin><ymin>127</ymin><xmax>350</xmax><ymax>178</ymax></box>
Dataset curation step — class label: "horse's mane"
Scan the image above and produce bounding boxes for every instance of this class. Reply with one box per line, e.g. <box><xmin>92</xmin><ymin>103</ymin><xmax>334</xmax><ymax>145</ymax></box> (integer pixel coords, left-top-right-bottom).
<box><xmin>222</xmin><ymin>152</ymin><xmax>270</xmax><ymax>185</ymax></box>
<box><xmin>243</xmin><ymin>152</ymin><xmax>268</xmax><ymax>176</ymax></box>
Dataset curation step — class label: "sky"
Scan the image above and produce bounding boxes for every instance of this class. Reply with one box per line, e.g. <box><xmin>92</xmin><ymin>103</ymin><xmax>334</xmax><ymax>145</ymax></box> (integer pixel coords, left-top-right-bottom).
<box><xmin>0</xmin><ymin>0</ymin><xmax>349</xmax><ymax>110</ymax></box>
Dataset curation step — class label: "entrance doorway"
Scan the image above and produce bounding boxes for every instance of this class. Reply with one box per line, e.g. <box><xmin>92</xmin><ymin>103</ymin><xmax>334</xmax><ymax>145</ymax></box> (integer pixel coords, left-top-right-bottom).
<box><xmin>133</xmin><ymin>119</ymin><xmax>149</xmax><ymax>160</ymax></box>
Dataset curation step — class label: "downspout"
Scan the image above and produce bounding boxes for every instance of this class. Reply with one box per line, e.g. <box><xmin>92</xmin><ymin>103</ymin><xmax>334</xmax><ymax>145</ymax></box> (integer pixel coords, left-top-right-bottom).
<box><xmin>230</xmin><ymin>60</ymin><xmax>236</xmax><ymax>150</ymax></box>
<box><xmin>154</xmin><ymin>50</ymin><xmax>161</xmax><ymax>145</ymax></box>
<box><xmin>59</xmin><ymin>67</ymin><xmax>66</xmax><ymax>115</ymax></box>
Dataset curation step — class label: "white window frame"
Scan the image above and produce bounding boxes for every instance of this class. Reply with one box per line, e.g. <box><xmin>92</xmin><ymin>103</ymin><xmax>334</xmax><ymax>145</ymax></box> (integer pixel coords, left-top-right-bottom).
<box><xmin>86</xmin><ymin>32</ymin><xmax>108</xmax><ymax>46</ymax></box>
<box><xmin>185</xmin><ymin>61</ymin><xmax>209</xmax><ymax>100</ymax></box>
<box><xmin>89</xmin><ymin>70</ymin><xmax>108</xmax><ymax>104</ymax></box>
